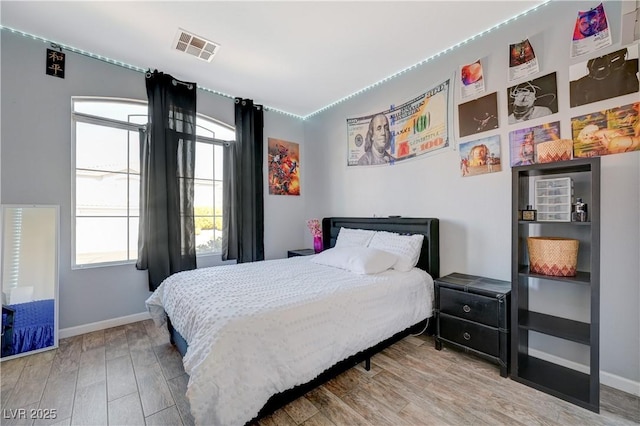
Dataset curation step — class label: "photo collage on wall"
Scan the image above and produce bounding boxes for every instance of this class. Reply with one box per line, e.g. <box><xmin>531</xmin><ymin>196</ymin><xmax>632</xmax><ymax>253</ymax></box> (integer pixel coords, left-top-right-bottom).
<box><xmin>334</xmin><ymin>1</ymin><xmax>638</xmax><ymax>181</ymax></box>
<box><xmin>451</xmin><ymin>1</ymin><xmax>639</xmax><ymax>177</ymax></box>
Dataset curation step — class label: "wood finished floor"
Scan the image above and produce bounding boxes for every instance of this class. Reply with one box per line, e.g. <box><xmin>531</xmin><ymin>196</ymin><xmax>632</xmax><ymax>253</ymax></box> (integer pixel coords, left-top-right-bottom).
<box><xmin>1</xmin><ymin>319</ymin><xmax>638</xmax><ymax>426</ymax></box>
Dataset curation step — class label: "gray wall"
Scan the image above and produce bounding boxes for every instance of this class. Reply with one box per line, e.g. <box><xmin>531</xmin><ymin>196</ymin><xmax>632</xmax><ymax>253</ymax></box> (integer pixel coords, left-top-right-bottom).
<box><xmin>0</xmin><ymin>30</ymin><xmax>306</xmax><ymax>330</ymax></box>
<box><xmin>304</xmin><ymin>0</ymin><xmax>639</xmax><ymax>388</ymax></box>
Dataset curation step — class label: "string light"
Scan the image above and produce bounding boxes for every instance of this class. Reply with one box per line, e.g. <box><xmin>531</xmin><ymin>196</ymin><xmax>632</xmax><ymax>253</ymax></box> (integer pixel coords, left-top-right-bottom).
<box><xmin>304</xmin><ymin>0</ymin><xmax>552</xmax><ymax>118</ymax></box>
<box><xmin>0</xmin><ymin>24</ymin><xmax>306</xmax><ymax>120</ymax></box>
<box><xmin>1</xmin><ymin>0</ymin><xmax>551</xmax><ymax>121</ymax></box>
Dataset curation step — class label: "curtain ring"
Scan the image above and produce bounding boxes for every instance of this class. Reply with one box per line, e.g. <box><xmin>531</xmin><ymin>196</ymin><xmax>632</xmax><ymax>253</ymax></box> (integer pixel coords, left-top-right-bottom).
<box><xmin>235</xmin><ymin>98</ymin><xmax>240</xmax><ymax>104</ymax></box>
<box><xmin>145</xmin><ymin>71</ymin><xmax>152</xmax><ymax>78</ymax></box>
<box><xmin>172</xmin><ymin>79</ymin><xmax>177</xmax><ymax>86</ymax></box>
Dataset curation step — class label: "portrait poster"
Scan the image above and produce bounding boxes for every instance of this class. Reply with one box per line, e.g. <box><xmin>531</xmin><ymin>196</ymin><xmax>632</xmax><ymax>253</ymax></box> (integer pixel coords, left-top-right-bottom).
<box><xmin>508</xmin><ymin>39</ymin><xmax>539</xmax><ymax>82</ymax></box>
<box><xmin>509</xmin><ymin>121</ymin><xmax>561</xmax><ymax>167</ymax></box>
<box><xmin>571</xmin><ymin>102</ymin><xmax>640</xmax><ymax>158</ymax></box>
<box><xmin>507</xmin><ymin>72</ymin><xmax>558</xmax><ymax>125</ymax></box>
<box><xmin>569</xmin><ymin>43</ymin><xmax>639</xmax><ymax>108</ymax></box>
<box><xmin>268</xmin><ymin>138</ymin><xmax>300</xmax><ymax>196</ymax></box>
<box><xmin>571</xmin><ymin>2</ymin><xmax>612</xmax><ymax>58</ymax></box>
<box><xmin>346</xmin><ymin>80</ymin><xmax>450</xmax><ymax>167</ymax></box>
<box><xmin>460</xmin><ymin>60</ymin><xmax>485</xmax><ymax>99</ymax></box>
<box><xmin>458</xmin><ymin>92</ymin><xmax>499</xmax><ymax>138</ymax></box>
<box><xmin>459</xmin><ymin>135</ymin><xmax>502</xmax><ymax>178</ymax></box>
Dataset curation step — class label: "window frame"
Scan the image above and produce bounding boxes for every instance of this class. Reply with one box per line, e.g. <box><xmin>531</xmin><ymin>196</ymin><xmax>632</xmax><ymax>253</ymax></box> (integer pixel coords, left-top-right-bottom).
<box><xmin>71</xmin><ymin>97</ymin><xmax>232</xmax><ymax>269</ymax></box>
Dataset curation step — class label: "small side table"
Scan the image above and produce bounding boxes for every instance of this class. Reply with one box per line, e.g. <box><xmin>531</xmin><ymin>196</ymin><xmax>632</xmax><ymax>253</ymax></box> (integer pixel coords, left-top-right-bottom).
<box><xmin>434</xmin><ymin>272</ymin><xmax>511</xmax><ymax>377</ymax></box>
<box><xmin>287</xmin><ymin>249</ymin><xmax>316</xmax><ymax>258</ymax></box>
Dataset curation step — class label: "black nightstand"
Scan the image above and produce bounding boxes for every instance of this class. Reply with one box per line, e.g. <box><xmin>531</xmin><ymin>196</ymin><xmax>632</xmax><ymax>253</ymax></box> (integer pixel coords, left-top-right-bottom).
<box><xmin>287</xmin><ymin>249</ymin><xmax>316</xmax><ymax>258</ymax></box>
<box><xmin>434</xmin><ymin>272</ymin><xmax>511</xmax><ymax>377</ymax></box>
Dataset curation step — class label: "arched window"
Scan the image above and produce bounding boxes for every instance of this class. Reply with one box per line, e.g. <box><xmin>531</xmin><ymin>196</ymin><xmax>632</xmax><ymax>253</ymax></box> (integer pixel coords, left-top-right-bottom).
<box><xmin>72</xmin><ymin>97</ymin><xmax>233</xmax><ymax>267</ymax></box>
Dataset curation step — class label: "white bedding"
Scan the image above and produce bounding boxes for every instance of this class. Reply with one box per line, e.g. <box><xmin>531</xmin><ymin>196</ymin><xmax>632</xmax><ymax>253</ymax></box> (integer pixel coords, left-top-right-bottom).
<box><xmin>146</xmin><ymin>255</ymin><xmax>434</xmax><ymax>426</ymax></box>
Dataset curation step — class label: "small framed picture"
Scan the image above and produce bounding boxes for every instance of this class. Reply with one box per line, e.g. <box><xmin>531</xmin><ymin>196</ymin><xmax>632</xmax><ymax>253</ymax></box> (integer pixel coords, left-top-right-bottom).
<box><xmin>521</xmin><ymin>208</ymin><xmax>537</xmax><ymax>221</ymax></box>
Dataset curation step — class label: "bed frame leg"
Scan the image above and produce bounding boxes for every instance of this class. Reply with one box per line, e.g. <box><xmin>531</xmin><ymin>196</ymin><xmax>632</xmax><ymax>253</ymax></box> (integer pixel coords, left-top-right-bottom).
<box><xmin>364</xmin><ymin>358</ymin><xmax>371</xmax><ymax>371</ymax></box>
<box><xmin>167</xmin><ymin>318</ymin><xmax>175</xmax><ymax>346</ymax></box>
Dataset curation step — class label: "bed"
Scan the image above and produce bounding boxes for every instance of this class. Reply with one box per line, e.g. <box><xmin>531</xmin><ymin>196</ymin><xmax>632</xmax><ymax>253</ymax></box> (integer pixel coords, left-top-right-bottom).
<box><xmin>146</xmin><ymin>216</ymin><xmax>439</xmax><ymax>426</ymax></box>
<box><xmin>1</xmin><ymin>299</ymin><xmax>55</xmax><ymax>357</ymax></box>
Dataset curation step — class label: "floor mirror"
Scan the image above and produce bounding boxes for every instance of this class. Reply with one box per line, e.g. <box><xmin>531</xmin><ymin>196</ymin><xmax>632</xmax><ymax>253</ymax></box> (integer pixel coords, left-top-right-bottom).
<box><xmin>1</xmin><ymin>205</ymin><xmax>59</xmax><ymax>360</ymax></box>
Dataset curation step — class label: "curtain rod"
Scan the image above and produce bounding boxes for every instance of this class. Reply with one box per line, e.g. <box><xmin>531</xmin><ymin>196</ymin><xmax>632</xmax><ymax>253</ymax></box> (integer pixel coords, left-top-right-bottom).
<box><xmin>173</xmin><ymin>79</ymin><xmax>194</xmax><ymax>90</ymax></box>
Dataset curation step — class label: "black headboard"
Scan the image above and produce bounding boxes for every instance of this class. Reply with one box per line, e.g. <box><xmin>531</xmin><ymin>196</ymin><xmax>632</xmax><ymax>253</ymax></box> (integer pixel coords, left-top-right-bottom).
<box><xmin>322</xmin><ymin>217</ymin><xmax>440</xmax><ymax>279</ymax></box>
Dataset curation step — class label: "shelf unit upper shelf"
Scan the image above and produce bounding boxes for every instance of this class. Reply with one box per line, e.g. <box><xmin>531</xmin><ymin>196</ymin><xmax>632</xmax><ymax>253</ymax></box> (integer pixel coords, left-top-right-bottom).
<box><xmin>517</xmin><ymin>266</ymin><xmax>591</xmax><ymax>284</ymax></box>
<box><xmin>518</xmin><ymin>220</ymin><xmax>592</xmax><ymax>226</ymax></box>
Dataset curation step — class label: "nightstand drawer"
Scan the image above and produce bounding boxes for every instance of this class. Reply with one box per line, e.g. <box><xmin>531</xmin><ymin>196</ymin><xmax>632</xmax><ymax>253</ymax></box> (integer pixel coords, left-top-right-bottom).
<box><xmin>440</xmin><ymin>287</ymin><xmax>499</xmax><ymax>327</ymax></box>
<box><xmin>440</xmin><ymin>314</ymin><xmax>499</xmax><ymax>357</ymax></box>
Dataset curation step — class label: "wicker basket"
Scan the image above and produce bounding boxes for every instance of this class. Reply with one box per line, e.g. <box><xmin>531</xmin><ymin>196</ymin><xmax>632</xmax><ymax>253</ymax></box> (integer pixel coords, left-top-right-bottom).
<box><xmin>527</xmin><ymin>237</ymin><xmax>579</xmax><ymax>277</ymax></box>
<box><xmin>536</xmin><ymin>139</ymin><xmax>573</xmax><ymax>163</ymax></box>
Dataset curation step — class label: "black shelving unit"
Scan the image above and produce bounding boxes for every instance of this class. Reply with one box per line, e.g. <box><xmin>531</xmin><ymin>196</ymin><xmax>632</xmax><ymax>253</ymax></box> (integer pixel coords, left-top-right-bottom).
<box><xmin>511</xmin><ymin>157</ymin><xmax>600</xmax><ymax>413</ymax></box>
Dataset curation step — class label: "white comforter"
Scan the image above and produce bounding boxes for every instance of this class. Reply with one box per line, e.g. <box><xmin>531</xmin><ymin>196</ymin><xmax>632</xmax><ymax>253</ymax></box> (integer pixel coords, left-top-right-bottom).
<box><xmin>146</xmin><ymin>255</ymin><xmax>434</xmax><ymax>426</ymax></box>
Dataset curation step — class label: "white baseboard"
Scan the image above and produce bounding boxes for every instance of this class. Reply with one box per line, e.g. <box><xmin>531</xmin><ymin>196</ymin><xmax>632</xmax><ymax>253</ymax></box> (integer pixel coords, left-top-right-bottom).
<box><xmin>529</xmin><ymin>349</ymin><xmax>640</xmax><ymax>397</ymax></box>
<box><xmin>58</xmin><ymin>315</ymin><xmax>640</xmax><ymax>397</ymax></box>
<box><xmin>59</xmin><ymin>311</ymin><xmax>151</xmax><ymax>339</ymax></box>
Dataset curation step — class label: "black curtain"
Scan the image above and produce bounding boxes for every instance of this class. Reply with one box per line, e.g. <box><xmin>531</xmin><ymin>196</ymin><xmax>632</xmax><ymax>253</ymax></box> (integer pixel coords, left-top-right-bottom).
<box><xmin>137</xmin><ymin>70</ymin><xmax>197</xmax><ymax>291</ymax></box>
<box><xmin>222</xmin><ymin>98</ymin><xmax>264</xmax><ymax>263</ymax></box>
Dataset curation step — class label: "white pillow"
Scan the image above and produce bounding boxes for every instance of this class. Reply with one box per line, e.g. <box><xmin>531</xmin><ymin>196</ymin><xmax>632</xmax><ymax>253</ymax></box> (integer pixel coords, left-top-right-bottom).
<box><xmin>334</xmin><ymin>227</ymin><xmax>376</xmax><ymax>248</ymax></box>
<box><xmin>310</xmin><ymin>246</ymin><xmax>397</xmax><ymax>275</ymax></box>
<box><xmin>9</xmin><ymin>286</ymin><xmax>34</xmax><ymax>304</ymax></box>
<box><xmin>368</xmin><ymin>231</ymin><xmax>424</xmax><ymax>272</ymax></box>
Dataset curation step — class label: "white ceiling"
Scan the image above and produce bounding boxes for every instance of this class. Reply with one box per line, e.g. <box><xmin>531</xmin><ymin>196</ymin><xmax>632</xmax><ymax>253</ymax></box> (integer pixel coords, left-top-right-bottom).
<box><xmin>1</xmin><ymin>1</ymin><xmax>547</xmax><ymax>117</ymax></box>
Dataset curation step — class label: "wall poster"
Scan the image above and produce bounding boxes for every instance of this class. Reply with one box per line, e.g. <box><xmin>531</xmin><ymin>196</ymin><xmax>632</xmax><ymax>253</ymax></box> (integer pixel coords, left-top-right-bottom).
<box><xmin>509</xmin><ymin>121</ymin><xmax>561</xmax><ymax>167</ymax></box>
<box><xmin>569</xmin><ymin>43</ymin><xmax>639</xmax><ymax>108</ymax></box>
<box><xmin>572</xmin><ymin>102</ymin><xmax>640</xmax><ymax>158</ymax></box>
<box><xmin>459</xmin><ymin>135</ymin><xmax>502</xmax><ymax>177</ymax></box>
<box><xmin>507</xmin><ymin>72</ymin><xmax>558</xmax><ymax>125</ymax></box>
<box><xmin>458</xmin><ymin>92</ymin><xmax>499</xmax><ymax>138</ymax></box>
<box><xmin>508</xmin><ymin>39</ymin><xmax>539</xmax><ymax>82</ymax></box>
<box><xmin>347</xmin><ymin>80</ymin><xmax>450</xmax><ymax>167</ymax></box>
<box><xmin>571</xmin><ymin>2</ymin><xmax>612</xmax><ymax>58</ymax></box>
<box><xmin>268</xmin><ymin>138</ymin><xmax>300</xmax><ymax>196</ymax></box>
<box><xmin>460</xmin><ymin>60</ymin><xmax>485</xmax><ymax>99</ymax></box>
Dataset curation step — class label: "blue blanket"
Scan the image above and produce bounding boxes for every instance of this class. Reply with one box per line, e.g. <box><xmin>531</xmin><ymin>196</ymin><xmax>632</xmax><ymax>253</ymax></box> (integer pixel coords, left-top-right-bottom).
<box><xmin>4</xmin><ymin>299</ymin><xmax>54</xmax><ymax>355</ymax></box>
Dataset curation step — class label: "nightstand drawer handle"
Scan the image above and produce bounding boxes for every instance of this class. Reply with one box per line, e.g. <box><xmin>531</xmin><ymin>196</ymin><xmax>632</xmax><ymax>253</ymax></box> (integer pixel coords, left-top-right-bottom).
<box><xmin>463</xmin><ymin>332</ymin><xmax>471</xmax><ymax>340</ymax></box>
<box><xmin>462</xmin><ymin>304</ymin><xmax>471</xmax><ymax>313</ymax></box>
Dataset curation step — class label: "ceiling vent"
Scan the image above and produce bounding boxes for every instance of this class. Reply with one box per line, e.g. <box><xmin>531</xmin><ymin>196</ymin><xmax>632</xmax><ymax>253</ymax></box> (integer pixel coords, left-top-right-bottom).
<box><xmin>173</xmin><ymin>28</ymin><xmax>220</xmax><ymax>62</ymax></box>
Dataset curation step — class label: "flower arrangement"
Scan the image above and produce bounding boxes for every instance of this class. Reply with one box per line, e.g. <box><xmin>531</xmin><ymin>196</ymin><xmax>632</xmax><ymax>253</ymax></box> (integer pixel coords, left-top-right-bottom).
<box><xmin>306</xmin><ymin>219</ymin><xmax>323</xmax><ymax>253</ymax></box>
<box><xmin>306</xmin><ymin>219</ymin><xmax>322</xmax><ymax>237</ymax></box>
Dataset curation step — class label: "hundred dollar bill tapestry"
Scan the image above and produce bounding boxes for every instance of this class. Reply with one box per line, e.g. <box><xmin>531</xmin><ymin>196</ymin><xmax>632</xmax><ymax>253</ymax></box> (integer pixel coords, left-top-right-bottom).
<box><xmin>347</xmin><ymin>80</ymin><xmax>450</xmax><ymax>167</ymax></box>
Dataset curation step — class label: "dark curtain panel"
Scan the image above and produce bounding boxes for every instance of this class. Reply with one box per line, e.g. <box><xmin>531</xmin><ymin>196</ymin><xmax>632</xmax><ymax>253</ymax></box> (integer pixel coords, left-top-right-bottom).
<box><xmin>222</xmin><ymin>98</ymin><xmax>264</xmax><ymax>263</ymax></box>
<box><xmin>137</xmin><ymin>70</ymin><xmax>197</xmax><ymax>291</ymax></box>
